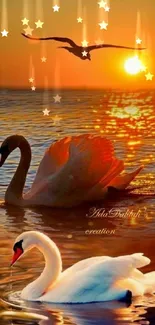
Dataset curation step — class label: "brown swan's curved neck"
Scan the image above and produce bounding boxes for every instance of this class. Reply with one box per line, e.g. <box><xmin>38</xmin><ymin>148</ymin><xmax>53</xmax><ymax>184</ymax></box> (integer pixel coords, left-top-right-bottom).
<box><xmin>5</xmin><ymin>137</ymin><xmax>31</xmax><ymax>205</ymax></box>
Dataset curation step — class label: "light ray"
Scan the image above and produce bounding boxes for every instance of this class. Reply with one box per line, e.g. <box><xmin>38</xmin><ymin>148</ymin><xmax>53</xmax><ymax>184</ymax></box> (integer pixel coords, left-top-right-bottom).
<box><xmin>22</xmin><ymin>0</ymin><xmax>29</xmax><ymax>20</ymax></box>
<box><xmin>35</xmin><ymin>0</ymin><xmax>44</xmax><ymax>21</ymax></box>
<box><xmin>82</xmin><ymin>7</ymin><xmax>88</xmax><ymax>46</ymax></box>
<box><xmin>1</xmin><ymin>0</ymin><xmax>8</xmax><ymax>32</ymax></box>
<box><xmin>43</xmin><ymin>76</ymin><xmax>50</xmax><ymax>112</ymax></box>
<box><xmin>54</xmin><ymin>59</ymin><xmax>60</xmax><ymax>91</ymax></box>
<box><xmin>77</xmin><ymin>0</ymin><xmax>83</xmax><ymax>22</ymax></box>
<box><xmin>29</xmin><ymin>55</ymin><xmax>35</xmax><ymax>87</ymax></box>
<box><xmin>53</xmin><ymin>0</ymin><xmax>60</xmax><ymax>11</ymax></box>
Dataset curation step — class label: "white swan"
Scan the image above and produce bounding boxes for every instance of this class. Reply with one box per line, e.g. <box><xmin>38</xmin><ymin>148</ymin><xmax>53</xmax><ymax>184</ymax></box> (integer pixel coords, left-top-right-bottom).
<box><xmin>0</xmin><ymin>134</ymin><xmax>142</xmax><ymax>207</ymax></box>
<box><xmin>11</xmin><ymin>231</ymin><xmax>155</xmax><ymax>303</ymax></box>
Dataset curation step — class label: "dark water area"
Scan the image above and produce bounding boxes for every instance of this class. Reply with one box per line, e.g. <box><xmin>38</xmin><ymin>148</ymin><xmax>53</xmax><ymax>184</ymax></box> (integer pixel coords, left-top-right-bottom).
<box><xmin>0</xmin><ymin>89</ymin><xmax>155</xmax><ymax>324</ymax></box>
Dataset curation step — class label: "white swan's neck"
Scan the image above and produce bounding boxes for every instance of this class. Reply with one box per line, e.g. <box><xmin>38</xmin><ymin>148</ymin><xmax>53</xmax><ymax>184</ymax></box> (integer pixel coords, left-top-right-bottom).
<box><xmin>21</xmin><ymin>232</ymin><xmax>62</xmax><ymax>300</ymax></box>
<box><xmin>5</xmin><ymin>137</ymin><xmax>31</xmax><ymax>205</ymax></box>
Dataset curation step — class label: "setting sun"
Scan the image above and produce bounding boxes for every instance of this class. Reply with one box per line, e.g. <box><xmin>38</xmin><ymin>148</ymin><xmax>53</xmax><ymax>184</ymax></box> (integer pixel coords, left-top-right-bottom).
<box><xmin>124</xmin><ymin>56</ymin><xmax>144</xmax><ymax>75</ymax></box>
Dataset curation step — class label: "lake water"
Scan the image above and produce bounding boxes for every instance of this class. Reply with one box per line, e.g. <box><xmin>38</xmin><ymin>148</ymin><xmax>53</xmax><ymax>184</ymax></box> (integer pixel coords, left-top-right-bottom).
<box><xmin>0</xmin><ymin>89</ymin><xmax>155</xmax><ymax>324</ymax></box>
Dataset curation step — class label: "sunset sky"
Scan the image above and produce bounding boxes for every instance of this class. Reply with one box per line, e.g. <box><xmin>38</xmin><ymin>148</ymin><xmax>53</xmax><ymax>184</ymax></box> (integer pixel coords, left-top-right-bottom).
<box><xmin>0</xmin><ymin>0</ymin><xmax>155</xmax><ymax>89</ymax></box>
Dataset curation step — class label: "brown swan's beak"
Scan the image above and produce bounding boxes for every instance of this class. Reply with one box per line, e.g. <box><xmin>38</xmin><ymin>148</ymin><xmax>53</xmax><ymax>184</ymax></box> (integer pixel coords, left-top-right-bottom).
<box><xmin>10</xmin><ymin>248</ymin><xmax>23</xmax><ymax>267</ymax></box>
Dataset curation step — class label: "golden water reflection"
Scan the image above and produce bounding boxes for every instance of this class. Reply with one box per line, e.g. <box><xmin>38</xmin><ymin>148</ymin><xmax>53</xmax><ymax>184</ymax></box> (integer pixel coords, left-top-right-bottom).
<box><xmin>0</xmin><ymin>90</ymin><xmax>155</xmax><ymax>324</ymax></box>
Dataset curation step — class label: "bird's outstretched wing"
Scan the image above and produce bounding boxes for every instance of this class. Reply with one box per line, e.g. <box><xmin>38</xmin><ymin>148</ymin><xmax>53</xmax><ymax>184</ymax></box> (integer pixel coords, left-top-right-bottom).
<box><xmin>88</xmin><ymin>44</ymin><xmax>146</xmax><ymax>52</ymax></box>
<box><xmin>21</xmin><ymin>33</ymin><xmax>77</xmax><ymax>47</ymax></box>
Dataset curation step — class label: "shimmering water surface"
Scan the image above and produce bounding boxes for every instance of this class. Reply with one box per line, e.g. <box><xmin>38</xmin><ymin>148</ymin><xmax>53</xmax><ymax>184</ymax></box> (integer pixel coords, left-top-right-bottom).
<box><xmin>0</xmin><ymin>89</ymin><xmax>155</xmax><ymax>325</ymax></box>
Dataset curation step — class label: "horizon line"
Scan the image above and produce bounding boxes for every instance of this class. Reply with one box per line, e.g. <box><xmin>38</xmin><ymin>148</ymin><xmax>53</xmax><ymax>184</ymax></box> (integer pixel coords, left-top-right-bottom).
<box><xmin>0</xmin><ymin>87</ymin><xmax>154</xmax><ymax>91</ymax></box>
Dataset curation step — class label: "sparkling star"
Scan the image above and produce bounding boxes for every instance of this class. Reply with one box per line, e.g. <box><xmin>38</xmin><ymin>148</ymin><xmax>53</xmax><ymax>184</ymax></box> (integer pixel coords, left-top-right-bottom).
<box><xmin>35</xmin><ymin>20</ymin><xmax>44</xmax><ymax>28</ymax></box>
<box><xmin>81</xmin><ymin>40</ymin><xmax>89</xmax><ymax>47</ymax></box>
<box><xmin>41</xmin><ymin>56</ymin><xmax>47</xmax><ymax>62</ymax></box>
<box><xmin>145</xmin><ymin>72</ymin><xmax>154</xmax><ymax>81</ymax></box>
<box><xmin>99</xmin><ymin>21</ymin><xmax>108</xmax><ymax>30</ymax></box>
<box><xmin>140</xmin><ymin>65</ymin><xmax>147</xmax><ymax>72</ymax></box>
<box><xmin>29</xmin><ymin>77</ymin><xmax>34</xmax><ymax>83</ymax></box>
<box><xmin>31</xmin><ymin>86</ymin><xmax>36</xmax><ymax>91</ymax></box>
<box><xmin>43</xmin><ymin>108</ymin><xmax>50</xmax><ymax>116</ymax></box>
<box><xmin>53</xmin><ymin>94</ymin><xmax>61</xmax><ymax>103</ymax></box>
<box><xmin>21</xmin><ymin>18</ymin><xmax>29</xmax><ymax>26</ymax></box>
<box><xmin>77</xmin><ymin>17</ymin><xmax>83</xmax><ymax>23</ymax></box>
<box><xmin>82</xmin><ymin>50</ymin><xmax>88</xmax><ymax>57</ymax></box>
<box><xmin>1</xmin><ymin>29</ymin><xmax>9</xmax><ymax>37</ymax></box>
<box><xmin>98</xmin><ymin>0</ymin><xmax>106</xmax><ymax>8</ymax></box>
<box><xmin>52</xmin><ymin>115</ymin><xmax>62</xmax><ymax>126</ymax></box>
<box><xmin>23</xmin><ymin>26</ymin><xmax>34</xmax><ymax>36</ymax></box>
<box><xmin>105</xmin><ymin>6</ymin><xmax>110</xmax><ymax>12</ymax></box>
<box><xmin>95</xmin><ymin>39</ymin><xmax>104</xmax><ymax>45</ymax></box>
<box><xmin>53</xmin><ymin>5</ymin><xmax>60</xmax><ymax>12</ymax></box>
<box><xmin>136</xmin><ymin>38</ymin><xmax>142</xmax><ymax>44</ymax></box>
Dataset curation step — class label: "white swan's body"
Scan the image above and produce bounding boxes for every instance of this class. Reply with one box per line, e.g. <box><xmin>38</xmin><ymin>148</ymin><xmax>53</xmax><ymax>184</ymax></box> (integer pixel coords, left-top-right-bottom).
<box><xmin>0</xmin><ymin>135</ymin><xmax>143</xmax><ymax>207</ymax></box>
<box><xmin>12</xmin><ymin>231</ymin><xmax>155</xmax><ymax>303</ymax></box>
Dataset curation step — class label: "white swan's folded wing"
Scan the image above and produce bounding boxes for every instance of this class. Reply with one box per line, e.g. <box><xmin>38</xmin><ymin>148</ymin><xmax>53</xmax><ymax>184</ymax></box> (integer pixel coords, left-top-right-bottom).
<box><xmin>41</xmin><ymin>253</ymin><xmax>150</xmax><ymax>303</ymax></box>
<box><xmin>62</xmin><ymin>256</ymin><xmax>111</xmax><ymax>278</ymax></box>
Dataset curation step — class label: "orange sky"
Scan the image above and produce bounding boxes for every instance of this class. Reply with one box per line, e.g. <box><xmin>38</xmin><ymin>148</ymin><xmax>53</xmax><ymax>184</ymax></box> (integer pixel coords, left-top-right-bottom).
<box><xmin>0</xmin><ymin>0</ymin><xmax>155</xmax><ymax>89</ymax></box>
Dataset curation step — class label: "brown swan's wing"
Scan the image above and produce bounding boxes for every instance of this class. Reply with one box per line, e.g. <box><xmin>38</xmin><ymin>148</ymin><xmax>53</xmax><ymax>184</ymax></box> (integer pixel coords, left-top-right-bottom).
<box><xmin>88</xmin><ymin>44</ymin><xmax>146</xmax><ymax>52</ymax></box>
<box><xmin>21</xmin><ymin>33</ymin><xmax>77</xmax><ymax>47</ymax></box>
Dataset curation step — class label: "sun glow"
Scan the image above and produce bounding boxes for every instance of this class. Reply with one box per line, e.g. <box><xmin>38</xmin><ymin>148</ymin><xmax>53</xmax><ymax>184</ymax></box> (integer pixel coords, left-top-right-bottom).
<box><xmin>124</xmin><ymin>56</ymin><xmax>145</xmax><ymax>75</ymax></box>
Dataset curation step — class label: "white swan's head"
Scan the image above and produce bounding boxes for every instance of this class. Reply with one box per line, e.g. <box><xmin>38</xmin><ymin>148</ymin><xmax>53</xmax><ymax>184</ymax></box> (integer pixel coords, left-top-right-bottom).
<box><xmin>11</xmin><ymin>231</ymin><xmax>41</xmax><ymax>266</ymax></box>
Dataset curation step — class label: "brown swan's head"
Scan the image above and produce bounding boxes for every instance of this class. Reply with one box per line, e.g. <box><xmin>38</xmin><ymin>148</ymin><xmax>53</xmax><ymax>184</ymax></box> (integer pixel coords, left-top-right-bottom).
<box><xmin>0</xmin><ymin>135</ymin><xmax>25</xmax><ymax>167</ymax></box>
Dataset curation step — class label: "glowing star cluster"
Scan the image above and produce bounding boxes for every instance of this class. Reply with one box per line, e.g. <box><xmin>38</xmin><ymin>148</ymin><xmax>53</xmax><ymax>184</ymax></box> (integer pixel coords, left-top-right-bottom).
<box><xmin>105</xmin><ymin>5</ymin><xmax>110</xmax><ymax>12</ymax></box>
<box><xmin>29</xmin><ymin>77</ymin><xmax>36</xmax><ymax>90</ymax></box>
<box><xmin>29</xmin><ymin>78</ymin><xmax>34</xmax><ymax>83</ymax></box>
<box><xmin>43</xmin><ymin>108</ymin><xmax>50</xmax><ymax>116</ymax></box>
<box><xmin>53</xmin><ymin>5</ymin><xmax>60</xmax><ymax>12</ymax></box>
<box><xmin>82</xmin><ymin>51</ymin><xmax>88</xmax><ymax>57</ymax></box>
<box><xmin>99</xmin><ymin>21</ymin><xmax>108</xmax><ymax>30</ymax></box>
<box><xmin>23</xmin><ymin>26</ymin><xmax>34</xmax><ymax>36</ymax></box>
<box><xmin>53</xmin><ymin>94</ymin><xmax>61</xmax><ymax>103</ymax></box>
<box><xmin>136</xmin><ymin>38</ymin><xmax>142</xmax><ymax>44</ymax></box>
<box><xmin>95</xmin><ymin>39</ymin><xmax>104</xmax><ymax>45</ymax></box>
<box><xmin>21</xmin><ymin>18</ymin><xmax>29</xmax><ymax>26</ymax></box>
<box><xmin>1</xmin><ymin>29</ymin><xmax>9</xmax><ymax>37</ymax></box>
<box><xmin>145</xmin><ymin>73</ymin><xmax>154</xmax><ymax>81</ymax></box>
<box><xmin>98</xmin><ymin>0</ymin><xmax>106</xmax><ymax>8</ymax></box>
<box><xmin>98</xmin><ymin>1</ymin><xmax>110</xmax><ymax>11</ymax></box>
<box><xmin>77</xmin><ymin>17</ymin><xmax>83</xmax><ymax>23</ymax></box>
<box><xmin>41</xmin><ymin>57</ymin><xmax>47</xmax><ymax>62</ymax></box>
<box><xmin>81</xmin><ymin>40</ymin><xmax>89</xmax><ymax>47</ymax></box>
<box><xmin>35</xmin><ymin>20</ymin><xmax>44</xmax><ymax>28</ymax></box>
<box><xmin>52</xmin><ymin>115</ymin><xmax>62</xmax><ymax>126</ymax></box>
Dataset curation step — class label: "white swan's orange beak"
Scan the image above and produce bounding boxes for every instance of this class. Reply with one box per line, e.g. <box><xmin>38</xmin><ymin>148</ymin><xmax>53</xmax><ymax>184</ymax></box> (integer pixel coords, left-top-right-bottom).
<box><xmin>10</xmin><ymin>248</ymin><xmax>23</xmax><ymax>267</ymax></box>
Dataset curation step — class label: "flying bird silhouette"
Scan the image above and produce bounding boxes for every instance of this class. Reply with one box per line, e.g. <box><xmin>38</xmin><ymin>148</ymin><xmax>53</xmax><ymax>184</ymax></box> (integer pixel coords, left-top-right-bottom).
<box><xmin>21</xmin><ymin>33</ymin><xmax>146</xmax><ymax>61</ymax></box>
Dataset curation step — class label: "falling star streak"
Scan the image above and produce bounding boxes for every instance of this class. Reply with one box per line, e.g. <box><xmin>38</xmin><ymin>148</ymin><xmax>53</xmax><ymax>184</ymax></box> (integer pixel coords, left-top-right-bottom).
<box><xmin>98</xmin><ymin>0</ymin><xmax>109</xmax><ymax>31</ymax></box>
<box><xmin>43</xmin><ymin>76</ymin><xmax>50</xmax><ymax>114</ymax></box>
<box><xmin>1</xmin><ymin>0</ymin><xmax>9</xmax><ymax>36</ymax></box>
<box><xmin>22</xmin><ymin>0</ymin><xmax>29</xmax><ymax>22</ymax></box>
<box><xmin>29</xmin><ymin>55</ymin><xmax>35</xmax><ymax>88</ymax></box>
<box><xmin>77</xmin><ymin>0</ymin><xmax>83</xmax><ymax>23</ymax></box>
<box><xmin>82</xmin><ymin>7</ymin><xmax>88</xmax><ymax>48</ymax></box>
<box><xmin>136</xmin><ymin>11</ymin><xmax>141</xmax><ymax>47</ymax></box>
<box><xmin>35</xmin><ymin>0</ymin><xmax>44</xmax><ymax>25</ymax></box>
